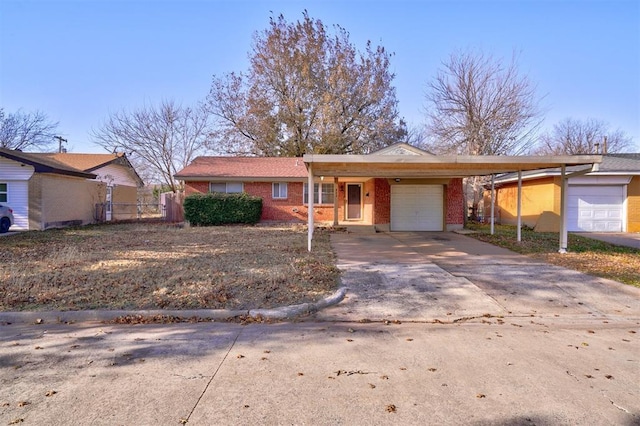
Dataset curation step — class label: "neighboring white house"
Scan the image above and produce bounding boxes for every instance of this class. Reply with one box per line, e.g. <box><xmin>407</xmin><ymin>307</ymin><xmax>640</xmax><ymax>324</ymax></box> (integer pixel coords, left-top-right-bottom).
<box><xmin>0</xmin><ymin>149</ymin><xmax>143</xmax><ymax>230</ymax></box>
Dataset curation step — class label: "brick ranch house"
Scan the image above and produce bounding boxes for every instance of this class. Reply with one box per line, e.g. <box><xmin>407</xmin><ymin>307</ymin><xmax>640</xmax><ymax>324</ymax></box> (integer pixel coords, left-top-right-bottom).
<box><xmin>176</xmin><ymin>144</ymin><xmax>465</xmax><ymax>231</ymax></box>
<box><xmin>175</xmin><ymin>143</ymin><xmax>602</xmax><ymax>245</ymax></box>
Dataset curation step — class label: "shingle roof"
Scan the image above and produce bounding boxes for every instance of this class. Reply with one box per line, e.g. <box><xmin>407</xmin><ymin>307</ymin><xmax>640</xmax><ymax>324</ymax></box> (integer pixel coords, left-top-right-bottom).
<box><xmin>35</xmin><ymin>152</ymin><xmax>125</xmax><ymax>172</ymax></box>
<box><xmin>175</xmin><ymin>157</ymin><xmax>307</xmax><ymax>179</ymax></box>
<box><xmin>0</xmin><ymin>148</ymin><xmax>96</xmax><ymax>178</ymax></box>
<box><xmin>493</xmin><ymin>153</ymin><xmax>640</xmax><ymax>183</ymax></box>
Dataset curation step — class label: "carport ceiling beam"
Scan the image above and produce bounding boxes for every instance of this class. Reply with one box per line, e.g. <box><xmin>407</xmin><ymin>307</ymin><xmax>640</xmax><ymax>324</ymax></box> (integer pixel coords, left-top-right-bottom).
<box><xmin>303</xmin><ymin>154</ymin><xmax>603</xmax><ymax>178</ymax></box>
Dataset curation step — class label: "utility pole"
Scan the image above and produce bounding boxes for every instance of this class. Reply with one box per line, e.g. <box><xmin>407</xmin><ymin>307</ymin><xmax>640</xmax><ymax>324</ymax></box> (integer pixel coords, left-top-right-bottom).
<box><xmin>54</xmin><ymin>136</ymin><xmax>67</xmax><ymax>153</ymax></box>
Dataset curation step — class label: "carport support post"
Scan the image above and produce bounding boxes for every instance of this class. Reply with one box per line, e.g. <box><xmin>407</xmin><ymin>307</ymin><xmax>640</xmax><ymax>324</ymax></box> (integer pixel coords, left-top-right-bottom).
<box><xmin>490</xmin><ymin>174</ymin><xmax>495</xmax><ymax>235</ymax></box>
<box><xmin>517</xmin><ymin>170</ymin><xmax>522</xmax><ymax>242</ymax></box>
<box><xmin>307</xmin><ymin>164</ymin><xmax>315</xmax><ymax>251</ymax></box>
<box><xmin>333</xmin><ymin>177</ymin><xmax>339</xmax><ymax>226</ymax></box>
<box><xmin>559</xmin><ymin>165</ymin><xmax>568</xmax><ymax>253</ymax></box>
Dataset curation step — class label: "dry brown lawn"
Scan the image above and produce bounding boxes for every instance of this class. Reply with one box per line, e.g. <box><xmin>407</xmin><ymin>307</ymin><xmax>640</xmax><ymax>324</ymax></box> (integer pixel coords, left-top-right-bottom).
<box><xmin>0</xmin><ymin>223</ymin><xmax>340</xmax><ymax>311</ymax></box>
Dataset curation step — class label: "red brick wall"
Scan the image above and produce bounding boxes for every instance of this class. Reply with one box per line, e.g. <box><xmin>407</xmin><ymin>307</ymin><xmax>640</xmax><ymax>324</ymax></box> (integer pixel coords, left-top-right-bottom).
<box><xmin>183</xmin><ymin>180</ymin><xmax>333</xmax><ymax>223</ymax></box>
<box><xmin>185</xmin><ymin>181</ymin><xmax>209</xmax><ymax>196</ymax></box>
<box><xmin>446</xmin><ymin>178</ymin><xmax>464</xmax><ymax>225</ymax></box>
<box><xmin>373</xmin><ymin>178</ymin><xmax>391</xmax><ymax>224</ymax></box>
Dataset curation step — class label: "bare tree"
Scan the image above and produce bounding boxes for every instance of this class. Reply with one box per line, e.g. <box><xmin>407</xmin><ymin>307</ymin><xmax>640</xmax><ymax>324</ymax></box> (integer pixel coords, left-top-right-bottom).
<box><xmin>535</xmin><ymin>118</ymin><xmax>634</xmax><ymax>155</ymax></box>
<box><xmin>92</xmin><ymin>100</ymin><xmax>211</xmax><ymax>192</ymax></box>
<box><xmin>208</xmin><ymin>12</ymin><xmax>404</xmax><ymax>156</ymax></box>
<box><xmin>424</xmin><ymin>50</ymin><xmax>542</xmax><ymax>155</ymax></box>
<box><xmin>0</xmin><ymin>108</ymin><xmax>59</xmax><ymax>151</ymax></box>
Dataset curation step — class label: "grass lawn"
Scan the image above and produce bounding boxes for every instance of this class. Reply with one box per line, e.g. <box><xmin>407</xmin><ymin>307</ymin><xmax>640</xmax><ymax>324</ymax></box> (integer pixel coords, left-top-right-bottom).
<box><xmin>0</xmin><ymin>223</ymin><xmax>340</xmax><ymax>311</ymax></box>
<box><xmin>465</xmin><ymin>223</ymin><xmax>640</xmax><ymax>288</ymax></box>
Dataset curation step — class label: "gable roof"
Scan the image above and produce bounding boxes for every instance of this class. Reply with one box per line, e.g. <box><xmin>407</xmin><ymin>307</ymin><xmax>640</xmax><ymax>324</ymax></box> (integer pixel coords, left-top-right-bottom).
<box><xmin>175</xmin><ymin>157</ymin><xmax>307</xmax><ymax>181</ymax></box>
<box><xmin>369</xmin><ymin>143</ymin><xmax>434</xmax><ymax>156</ymax></box>
<box><xmin>0</xmin><ymin>148</ymin><xmax>96</xmax><ymax>179</ymax></box>
<box><xmin>493</xmin><ymin>153</ymin><xmax>640</xmax><ymax>184</ymax></box>
<box><xmin>36</xmin><ymin>152</ymin><xmax>123</xmax><ymax>172</ymax></box>
<box><xmin>35</xmin><ymin>152</ymin><xmax>144</xmax><ymax>186</ymax></box>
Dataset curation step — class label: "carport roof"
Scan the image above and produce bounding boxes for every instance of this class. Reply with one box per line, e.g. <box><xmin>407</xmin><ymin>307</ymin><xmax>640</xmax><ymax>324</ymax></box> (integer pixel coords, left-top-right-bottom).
<box><xmin>302</xmin><ymin>154</ymin><xmax>603</xmax><ymax>178</ymax></box>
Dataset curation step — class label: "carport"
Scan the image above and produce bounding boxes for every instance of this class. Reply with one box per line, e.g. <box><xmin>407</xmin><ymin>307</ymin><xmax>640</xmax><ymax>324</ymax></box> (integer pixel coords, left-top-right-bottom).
<box><xmin>303</xmin><ymin>153</ymin><xmax>602</xmax><ymax>252</ymax></box>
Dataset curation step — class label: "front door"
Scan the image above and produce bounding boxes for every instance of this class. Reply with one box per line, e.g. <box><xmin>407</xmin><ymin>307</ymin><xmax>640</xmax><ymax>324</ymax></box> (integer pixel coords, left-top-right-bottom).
<box><xmin>346</xmin><ymin>183</ymin><xmax>362</xmax><ymax>220</ymax></box>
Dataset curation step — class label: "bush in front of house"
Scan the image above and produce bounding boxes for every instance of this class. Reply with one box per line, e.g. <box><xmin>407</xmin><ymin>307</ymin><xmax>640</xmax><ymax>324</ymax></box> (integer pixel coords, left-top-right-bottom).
<box><xmin>183</xmin><ymin>193</ymin><xmax>263</xmax><ymax>226</ymax></box>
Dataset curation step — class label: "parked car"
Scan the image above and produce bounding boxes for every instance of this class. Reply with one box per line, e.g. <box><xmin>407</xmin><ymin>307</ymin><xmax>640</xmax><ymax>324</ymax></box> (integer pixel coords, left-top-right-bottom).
<box><xmin>0</xmin><ymin>204</ymin><xmax>14</xmax><ymax>233</ymax></box>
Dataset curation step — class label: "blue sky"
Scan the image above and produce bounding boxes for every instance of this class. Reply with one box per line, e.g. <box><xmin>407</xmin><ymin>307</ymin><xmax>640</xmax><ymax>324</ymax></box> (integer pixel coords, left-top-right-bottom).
<box><xmin>1</xmin><ymin>0</ymin><xmax>639</xmax><ymax>153</ymax></box>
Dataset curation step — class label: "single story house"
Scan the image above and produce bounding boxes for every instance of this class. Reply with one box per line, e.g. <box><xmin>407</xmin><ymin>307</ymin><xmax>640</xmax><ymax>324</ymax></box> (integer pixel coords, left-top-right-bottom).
<box><xmin>175</xmin><ymin>144</ymin><xmax>465</xmax><ymax>232</ymax></box>
<box><xmin>35</xmin><ymin>152</ymin><xmax>144</xmax><ymax>221</ymax></box>
<box><xmin>175</xmin><ymin>144</ymin><xmax>603</xmax><ymax>246</ymax></box>
<box><xmin>0</xmin><ymin>148</ymin><xmax>142</xmax><ymax>230</ymax></box>
<box><xmin>489</xmin><ymin>153</ymin><xmax>640</xmax><ymax>233</ymax></box>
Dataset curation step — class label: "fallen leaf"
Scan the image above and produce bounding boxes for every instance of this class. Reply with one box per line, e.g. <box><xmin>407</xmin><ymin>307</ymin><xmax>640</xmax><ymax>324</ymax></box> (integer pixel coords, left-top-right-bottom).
<box><xmin>369</xmin><ymin>383</ymin><xmax>376</xmax><ymax>389</ymax></box>
<box><xmin>35</xmin><ymin>318</ymin><xmax>43</xmax><ymax>325</ymax></box>
<box><xmin>236</xmin><ymin>354</ymin><xmax>245</xmax><ymax>359</ymax></box>
<box><xmin>406</xmin><ymin>338</ymin><xmax>413</xmax><ymax>342</ymax></box>
<box><xmin>399</xmin><ymin>367</ymin><xmax>407</xmax><ymax>371</ymax></box>
<box><xmin>587</xmin><ymin>330</ymin><xmax>595</xmax><ymax>334</ymax></box>
<box><xmin>17</xmin><ymin>401</ymin><xmax>30</xmax><ymax>407</ymax></box>
<box><xmin>605</xmin><ymin>375</ymin><xmax>614</xmax><ymax>380</ymax></box>
<box><xmin>428</xmin><ymin>368</ymin><xmax>437</xmax><ymax>372</ymax></box>
<box><xmin>297</xmin><ymin>372</ymin><xmax>304</xmax><ymax>376</ymax></box>
<box><xmin>8</xmin><ymin>419</ymin><xmax>24</xmax><ymax>424</ymax></box>
<box><xmin>45</xmin><ymin>390</ymin><xmax>57</xmax><ymax>397</ymax></box>
<box><xmin>386</xmin><ymin>404</ymin><xmax>397</xmax><ymax>413</ymax></box>
<box><xmin>34</xmin><ymin>346</ymin><xmax>43</xmax><ymax>350</ymax></box>
<box><xmin>476</xmin><ymin>394</ymin><xmax>486</xmax><ymax>399</ymax></box>
<box><xmin>346</xmin><ymin>339</ymin><xmax>353</xmax><ymax>342</ymax></box>
<box><xmin>380</xmin><ymin>375</ymin><xmax>389</xmax><ymax>380</ymax></box>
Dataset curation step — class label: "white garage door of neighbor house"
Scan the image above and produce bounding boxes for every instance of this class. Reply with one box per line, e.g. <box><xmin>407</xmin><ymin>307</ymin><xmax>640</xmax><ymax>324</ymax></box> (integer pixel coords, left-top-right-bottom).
<box><xmin>391</xmin><ymin>185</ymin><xmax>443</xmax><ymax>231</ymax></box>
<box><xmin>568</xmin><ymin>185</ymin><xmax>624</xmax><ymax>232</ymax></box>
<box><xmin>6</xmin><ymin>181</ymin><xmax>29</xmax><ymax>230</ymax></box>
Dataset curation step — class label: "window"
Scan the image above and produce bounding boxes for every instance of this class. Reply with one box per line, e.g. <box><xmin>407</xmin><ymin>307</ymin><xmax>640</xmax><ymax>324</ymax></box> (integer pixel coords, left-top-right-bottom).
<box><xmin>272</xmin><ymin>182</ymin><xmax>288</xmax><ymax>199</ymax></box>
<box><xmin>303</xmin><ymin>183</ymin><xmax>334</xmax><ymax>204</ymax></box>
<box><xmin>209</xmin><ymin>182</ymin><xmax>243</xmax><ymax>194</ymax></box>
<box><xmin>0</xmin><ymin>183</ymin><xmax>6</xmax><ymax>203</ymax></box>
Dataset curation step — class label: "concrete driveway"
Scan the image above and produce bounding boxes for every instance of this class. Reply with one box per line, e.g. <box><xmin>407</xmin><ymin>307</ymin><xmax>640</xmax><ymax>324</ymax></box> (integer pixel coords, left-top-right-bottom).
<box><xmin>1</xmin><ymin>232</ymin><xmax>639</xmax><ymax>425</ymax></box>
<box><xmin>314</xmin><ymin>231</ymin><xmax>640</xmax><ymax>323</ymax></box>
<box><xmin>575</xmin><ymin>232</ymin><xmax>640</xmax><ymax>249</ymax></box>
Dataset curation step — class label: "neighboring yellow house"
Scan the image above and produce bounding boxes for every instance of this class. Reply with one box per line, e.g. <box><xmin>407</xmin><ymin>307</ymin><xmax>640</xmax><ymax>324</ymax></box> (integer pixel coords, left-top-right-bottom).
<box><xmin>489</xmin><ymin>154</ymin><xmax>640</xmax><ymax>233</ymax></box>
<box><xmin>36</xmin><ymin>153</ymin><xmax>144</xmax><ymax>221</ymax></box>
<box><xmin>0</xmin><ymin>149</ymin><xmax>143</xmax><ymax>230</ymax></box>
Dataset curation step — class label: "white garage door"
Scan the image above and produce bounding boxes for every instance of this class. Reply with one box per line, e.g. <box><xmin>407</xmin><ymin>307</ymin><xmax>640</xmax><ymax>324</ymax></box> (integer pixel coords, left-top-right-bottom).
<box><xmin>4</xmin><ymin>181</ymin><xmax>29</xmax><ymax>230</ymax></box>
<box><xmin>391</xmin><ymin>185</ymin><xmax>443</xmax><ymax>231</ymax></box>
<box><xmin>568</xmin><ymin>185</ymin><xmax>624</xmax><ymax>232</ymax></box>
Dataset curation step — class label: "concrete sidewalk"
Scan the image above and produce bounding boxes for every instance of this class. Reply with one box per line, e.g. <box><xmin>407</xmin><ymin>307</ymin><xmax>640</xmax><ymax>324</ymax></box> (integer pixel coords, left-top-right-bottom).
<box><xmin>1</xmin><ymin>231</ymin><xmax>639</xmax><ymax>425</ymax></box>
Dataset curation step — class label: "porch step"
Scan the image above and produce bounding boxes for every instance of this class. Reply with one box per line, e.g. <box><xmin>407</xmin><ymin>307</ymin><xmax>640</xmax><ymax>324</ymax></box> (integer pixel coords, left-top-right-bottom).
<box><xmin>341</xmin><ymin>224</ymin><xmax>378</xmax><ymax>234</ymax></box>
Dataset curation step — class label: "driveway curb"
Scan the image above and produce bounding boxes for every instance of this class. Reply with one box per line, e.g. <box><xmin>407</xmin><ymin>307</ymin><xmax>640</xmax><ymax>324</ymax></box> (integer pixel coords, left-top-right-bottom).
<box><xmin>0</xmin><ymin>287</ymin><xmax>348</xmax><ymax>325</ymax></box>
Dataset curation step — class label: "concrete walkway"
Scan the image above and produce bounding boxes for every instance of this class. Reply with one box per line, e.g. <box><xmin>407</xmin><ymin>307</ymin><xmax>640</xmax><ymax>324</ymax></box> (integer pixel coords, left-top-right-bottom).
<box><xmin>575</xmin><ymin>232</ymin><xmax>640</xmax><ymax>249</ymax></box>
<box><xmin>1</xmin><ymin>232</ymin><xmax>639</xmax><ymax>425</ymax></box>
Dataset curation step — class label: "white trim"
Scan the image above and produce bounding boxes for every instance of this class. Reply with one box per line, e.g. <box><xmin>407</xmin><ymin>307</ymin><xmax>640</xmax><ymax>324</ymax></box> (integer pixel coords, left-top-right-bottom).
<box><xmin>569</xmin><ymin>176</ymin><xmax>632</xmax><ymax>185</ymax></box>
